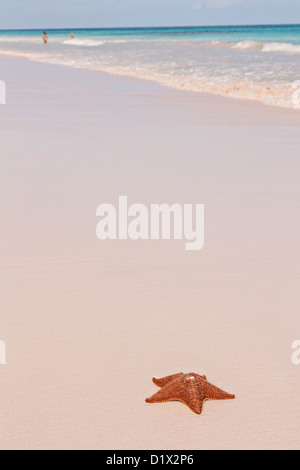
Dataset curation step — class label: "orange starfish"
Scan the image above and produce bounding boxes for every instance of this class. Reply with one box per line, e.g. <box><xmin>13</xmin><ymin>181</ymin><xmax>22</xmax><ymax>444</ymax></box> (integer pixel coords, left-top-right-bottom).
<box><xmin>146</xmin><ymin>372</ymin><xmax>235</xmax><ymax>415</ymax></box>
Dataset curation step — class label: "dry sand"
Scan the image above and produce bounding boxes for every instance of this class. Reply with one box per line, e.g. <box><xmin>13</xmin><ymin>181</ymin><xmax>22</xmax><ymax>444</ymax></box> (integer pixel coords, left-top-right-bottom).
<box><xmin>0</xmin><ymin>57</ymin><xmax>300</xmax><ymax>450</ymax></box>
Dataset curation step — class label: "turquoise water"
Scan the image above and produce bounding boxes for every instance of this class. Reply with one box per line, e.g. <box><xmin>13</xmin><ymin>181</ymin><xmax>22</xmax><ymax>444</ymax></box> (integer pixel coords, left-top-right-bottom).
<box><xmin>1</xmin><ymin>25</ymin><xmax>300</xmax><ymax>108</ymax></box>
<box><xmin>1</xmin><ymin>25</ymin><xmax>300</xmax><ymax>43</ymax></box>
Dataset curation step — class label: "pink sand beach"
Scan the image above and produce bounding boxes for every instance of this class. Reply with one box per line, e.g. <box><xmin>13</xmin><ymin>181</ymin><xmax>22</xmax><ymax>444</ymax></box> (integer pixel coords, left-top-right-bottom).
<box><xmin>0</xmin><ymin>56</ymin><xmax>300</xmax><ymax>449</ymax></box>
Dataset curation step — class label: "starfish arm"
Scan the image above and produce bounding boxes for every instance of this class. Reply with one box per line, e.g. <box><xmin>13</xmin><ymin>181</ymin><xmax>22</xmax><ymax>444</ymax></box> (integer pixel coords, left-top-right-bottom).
<box><xmin>152</xmin><ymin>373</ymin><xmax>183</xmax><ymax>388</ymax></box>
<box><xmin>203</xmin><ymin>382</ymin><xmax>235</xmax><ymax>401</ymax></box>
<box><xmin>182</xmin><ymin>386</ymin><xmax>205</xmax><ymax>414</ymax></box>
<box><xmin>146</xmin><ymin>377</ymin><xmax>188</xmax><ymax>403</ymax></box>
<box><xmin>146</xmin><ymin>378</ymin><xmax>205</xmax><ymax>415</ymax></box>
<box><xmin>146</xmin><ymin>381</ymin><xmax>182</xmax><ymax>404</ymax></box>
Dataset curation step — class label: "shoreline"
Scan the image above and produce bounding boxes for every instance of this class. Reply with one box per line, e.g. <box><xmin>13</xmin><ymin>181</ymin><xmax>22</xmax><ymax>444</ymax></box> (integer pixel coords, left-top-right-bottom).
<box><xmin>1</xmin><ymin>52</ymin><xmax>300</xmax><ymax>114</ymax></box>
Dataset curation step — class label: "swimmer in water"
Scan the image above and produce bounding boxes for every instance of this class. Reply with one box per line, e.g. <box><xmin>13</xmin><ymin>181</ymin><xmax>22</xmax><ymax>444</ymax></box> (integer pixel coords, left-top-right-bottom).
<box><xmin>43</xmin><ymin>32</ymin><xmax>48</xmax><ymax>44</ymax></box>
<box><xmin>70</xmin><ymin>32</ymin><xmax>75</xmax><ymax>40</ymax></box>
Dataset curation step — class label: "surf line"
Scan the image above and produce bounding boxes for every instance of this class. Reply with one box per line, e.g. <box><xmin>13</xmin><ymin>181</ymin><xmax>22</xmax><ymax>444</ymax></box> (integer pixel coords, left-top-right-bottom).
<box><xmin>96</xmin><ymin>196</ymin><xmax>204</xmax><ymax>251</ymax></box>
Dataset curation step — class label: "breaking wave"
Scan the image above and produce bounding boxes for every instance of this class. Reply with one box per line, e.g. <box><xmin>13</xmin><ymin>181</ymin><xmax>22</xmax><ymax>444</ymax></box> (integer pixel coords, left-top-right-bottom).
<box><xmin>62</xmin><ymin>39</ymin><xmax>106</xmax><ymax>47</ymax></box>
<box><xmin>232</xmin><ymin>40</ymin><xmax>300</xmax><ymax>54</ymax></box>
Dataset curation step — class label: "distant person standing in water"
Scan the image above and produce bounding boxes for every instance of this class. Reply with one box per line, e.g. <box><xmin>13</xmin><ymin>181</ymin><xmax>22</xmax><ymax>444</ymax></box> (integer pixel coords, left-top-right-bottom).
<box><xmin>43</xmin><ymin>32</ymin><xmax>48</xmax><ymax>44</ymax></box>
<box><xmin>70</xmin><ymin>32</ymin><xmax>75</xmax><ymax>40</ymax></box>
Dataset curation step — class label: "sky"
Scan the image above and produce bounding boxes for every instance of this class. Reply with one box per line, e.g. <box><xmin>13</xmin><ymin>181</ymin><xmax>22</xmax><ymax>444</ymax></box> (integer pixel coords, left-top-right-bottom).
<box><xmin>0</xmin><ymin>0</ymin><xmax>299</xmax><ymax>30</ymax></box>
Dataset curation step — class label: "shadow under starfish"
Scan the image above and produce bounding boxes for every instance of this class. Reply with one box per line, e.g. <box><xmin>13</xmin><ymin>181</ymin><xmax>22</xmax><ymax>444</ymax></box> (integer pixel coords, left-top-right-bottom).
<box><xmin>146</xmin><ymin>372</ymin><xmax>235</xmax><ymax>415</ymax></box>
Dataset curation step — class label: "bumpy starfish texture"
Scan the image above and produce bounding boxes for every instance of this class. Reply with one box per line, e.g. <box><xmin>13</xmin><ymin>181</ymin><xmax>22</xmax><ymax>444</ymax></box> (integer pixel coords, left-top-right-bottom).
<box><xmin>146</xmin><ymin>372</ymin><xmax>235</xmax><ymax>415</ymax></box>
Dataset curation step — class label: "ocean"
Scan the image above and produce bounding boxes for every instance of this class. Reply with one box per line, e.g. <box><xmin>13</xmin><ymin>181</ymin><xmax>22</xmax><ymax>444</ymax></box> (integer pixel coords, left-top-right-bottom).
<box><xmin>1</xmin><ymin>25</ymin><xmax>300</xmax><ymax>108</ymax></box>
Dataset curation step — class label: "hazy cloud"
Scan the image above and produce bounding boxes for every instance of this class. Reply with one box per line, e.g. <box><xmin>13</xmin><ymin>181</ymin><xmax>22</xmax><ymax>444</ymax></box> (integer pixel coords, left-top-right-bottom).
<box><xmin>192</xmin><ymin>0</ymin><xmax>245</xmax><ymax>9</ymax></box>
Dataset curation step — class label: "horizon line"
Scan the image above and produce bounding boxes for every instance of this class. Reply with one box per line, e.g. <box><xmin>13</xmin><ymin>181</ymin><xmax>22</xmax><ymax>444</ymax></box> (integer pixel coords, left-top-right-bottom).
<box><xmin>0</xmin><ymin>22</ymin><xmax>300</xmax><ymax>32</ymax></box>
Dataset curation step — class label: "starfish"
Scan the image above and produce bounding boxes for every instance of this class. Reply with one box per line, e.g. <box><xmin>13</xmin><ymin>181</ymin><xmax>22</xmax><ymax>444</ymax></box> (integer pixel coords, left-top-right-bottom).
<box><xmin>146</xmin><ymin>372</ymin><xmax>235</xmax><ymax>415</ymax></box>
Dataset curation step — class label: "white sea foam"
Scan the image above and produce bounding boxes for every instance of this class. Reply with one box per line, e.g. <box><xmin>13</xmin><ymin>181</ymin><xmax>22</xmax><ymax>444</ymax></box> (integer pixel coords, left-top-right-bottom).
<box><xmin>261</xmin><ymin>42</ymin><xmax>300</xmax><ymax>53</ymax></box>
<box><xmin>205</xmin><ymin>40</ymin><xmax>222</xmax><ymax>46</ymax></box>
<box><xmin>0</xmin><ymin>36</ymin><xmax>42</xmax><ymax>44</ymax></box>
<box><xmin>233</xmin><ymin>40</ymin><xmax>260</xmax><ymax>50</ymax></box>
<box><xmin>0</xmin><ymin>35</ymin><xmax>63</xmax><ymax>45</ymax></box>
<box><xmin>291</xmin><ymin>80</ymin><xmax>300</xmax><ymax>107</ymax></box>
<box><xmin>63</xmin><ymin>38</ymin><xmax>138</xmax><ymax>47</ymax></box>
<box><xmin>0</xmin><ymin>49</ymin><xmax>49</xmax><ymax>60</ymax></box>
<box><xmin>232</xmin><ymin>40</ymin><xmax>300</xmax><ymax>54</ymax></box>
<box><xmin>49</xmin><ymin>57</ymin><xmax>300</xmax><ymax>110</ymax></box>
<box><xmin>62</xmin><ymin>39</ymin><xmax>106</xmax><ymax>47</ymax></box>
